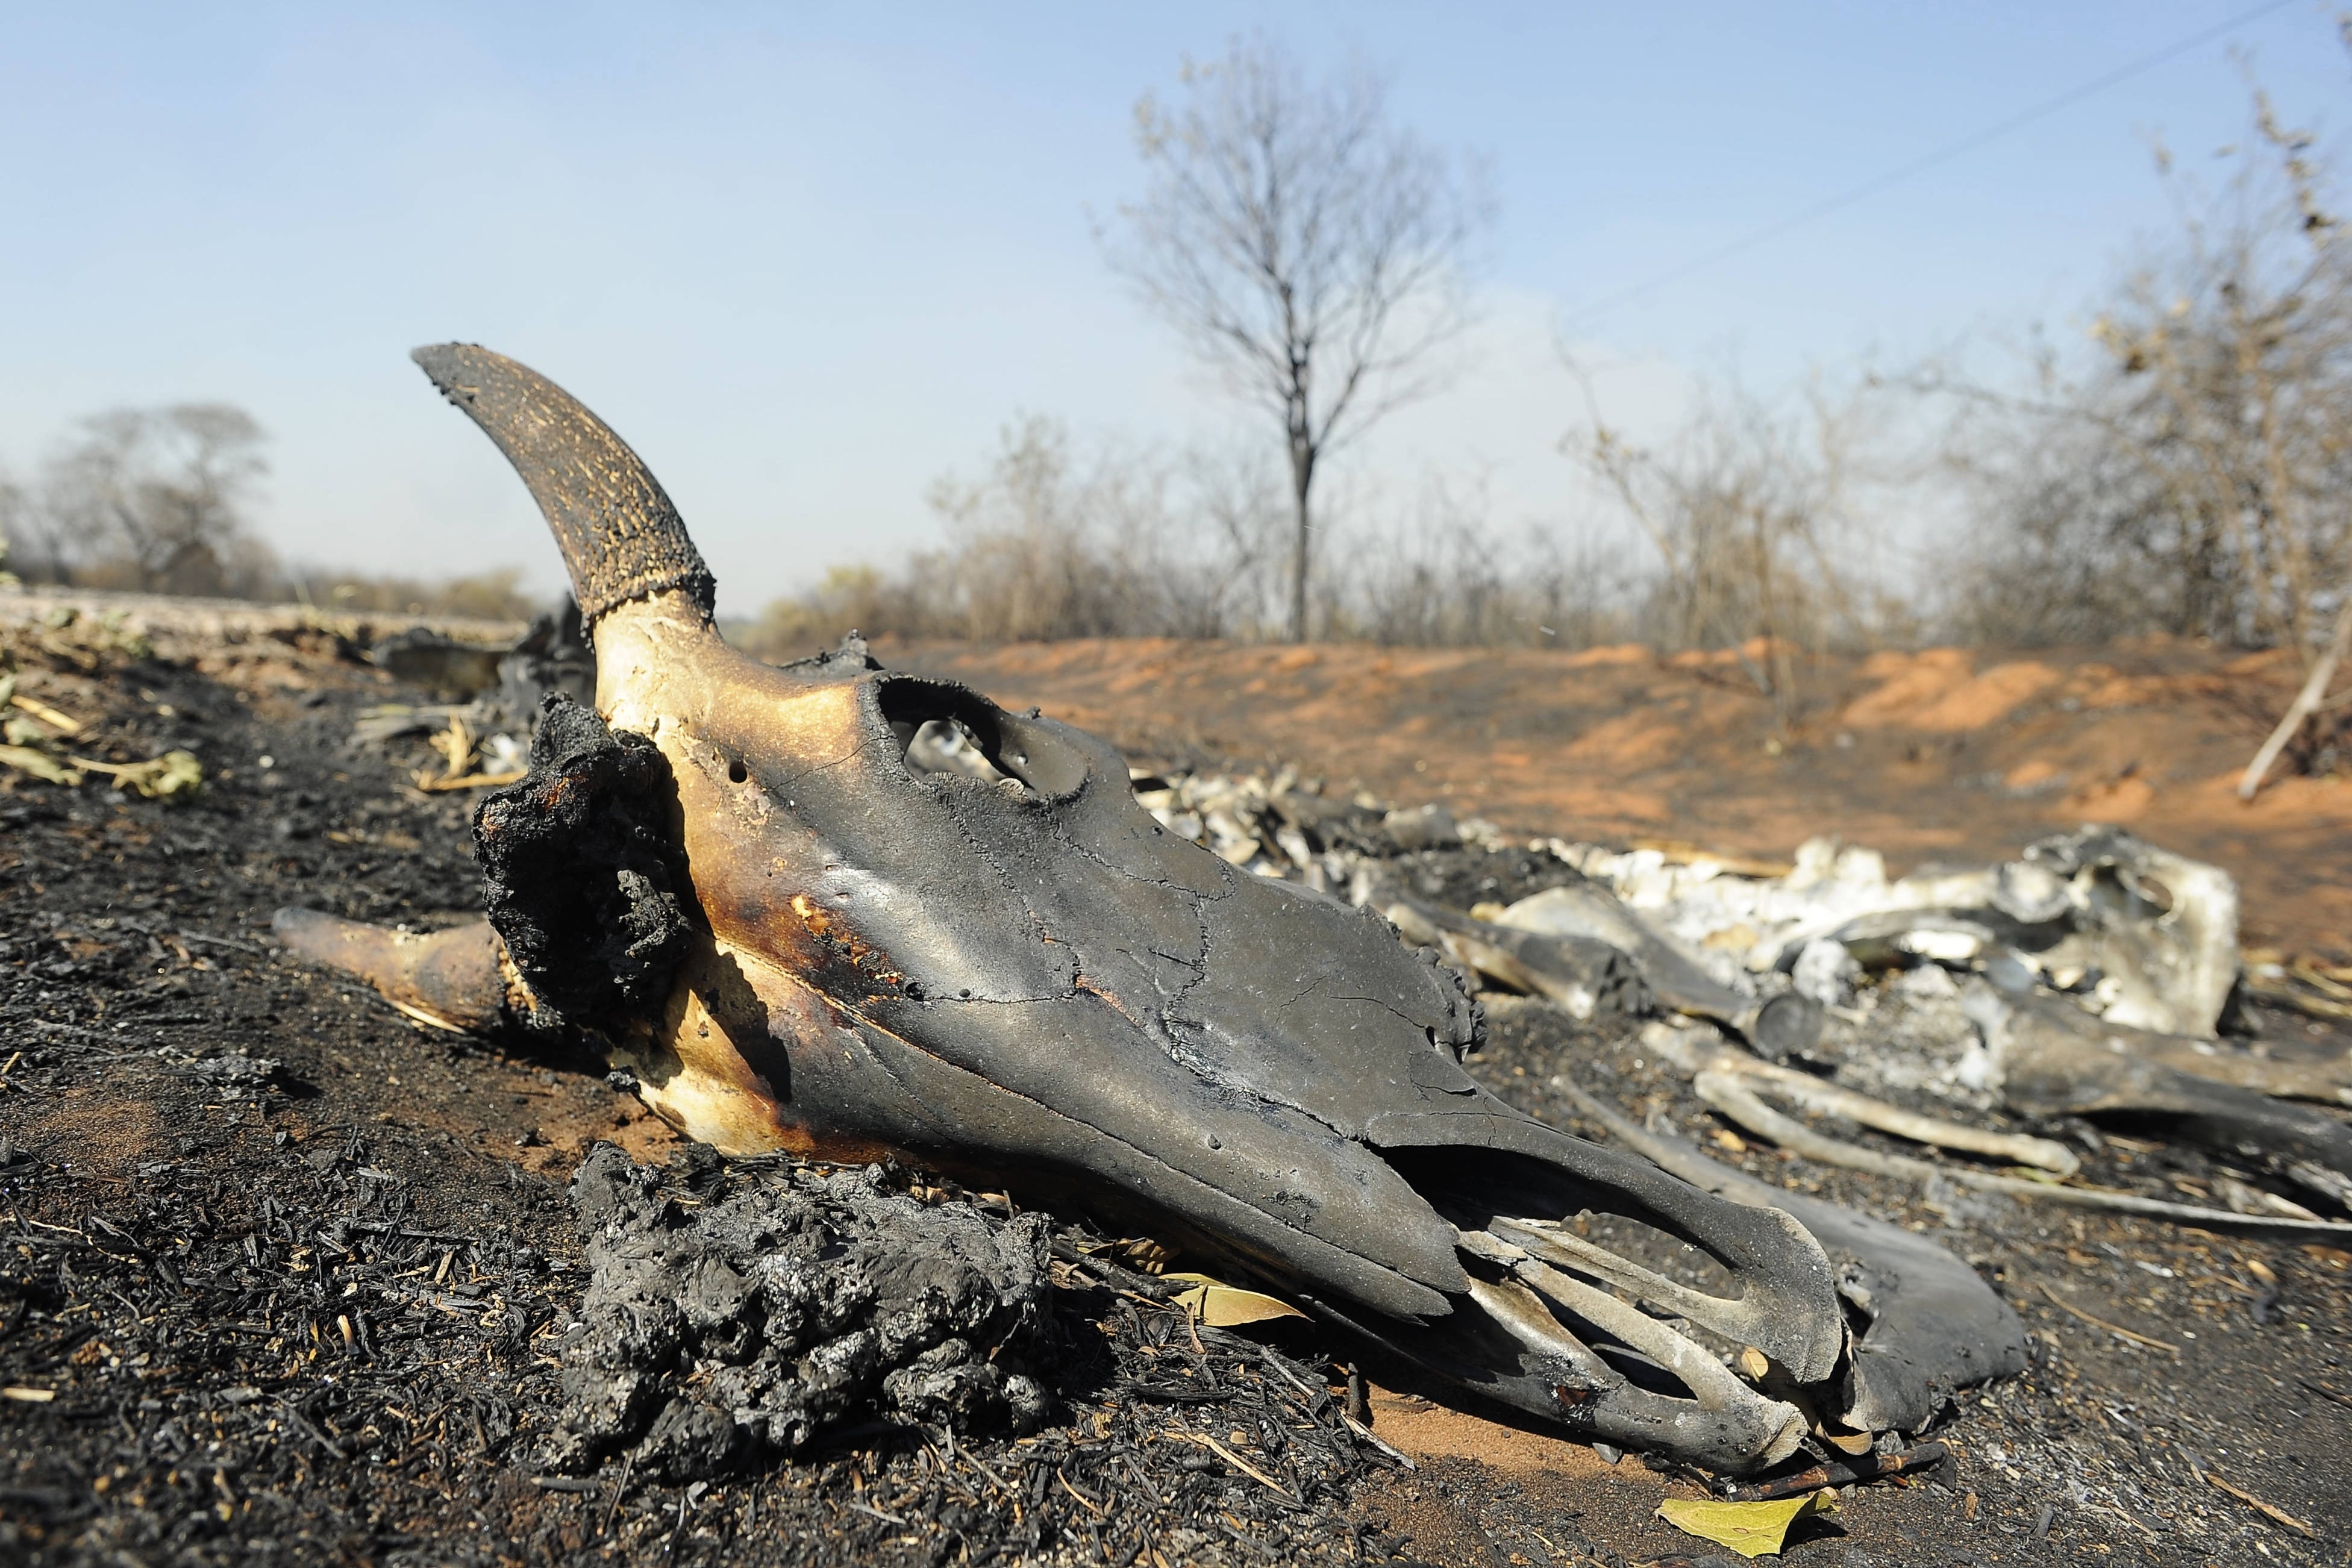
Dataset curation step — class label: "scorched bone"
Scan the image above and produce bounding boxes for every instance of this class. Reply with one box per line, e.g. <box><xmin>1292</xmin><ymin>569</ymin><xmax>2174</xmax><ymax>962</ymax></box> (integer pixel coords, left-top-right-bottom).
<box><xmin>276</xmin><ymin>342</ymin><xmax>2026</xmax><ymax>1475</ymax></box>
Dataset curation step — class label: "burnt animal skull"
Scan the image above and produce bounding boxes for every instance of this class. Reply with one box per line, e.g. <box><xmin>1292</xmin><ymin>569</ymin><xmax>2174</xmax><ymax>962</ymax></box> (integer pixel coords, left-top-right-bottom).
<box><xmin>279</xmin><ymin>345</ymin><xmax>1992</xmax><ymax>1473</ymax></box>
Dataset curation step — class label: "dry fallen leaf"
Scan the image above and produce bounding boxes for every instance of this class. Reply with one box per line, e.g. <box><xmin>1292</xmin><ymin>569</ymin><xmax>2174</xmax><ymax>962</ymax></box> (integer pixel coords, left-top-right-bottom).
<box><xmin>113</xmin><ymin>750</ymin><xmax>204</xmax><ymax>799</ymax></box>
<box><xmin>1161</xmin><ymin>1272</ymin><xmax>1308</xmax><ymax>1327</ymax></box>
<box><xmin>1656</xmin><ymin>1491</ymin><xmax>1834</xmax><ymax>1559</ymax></box>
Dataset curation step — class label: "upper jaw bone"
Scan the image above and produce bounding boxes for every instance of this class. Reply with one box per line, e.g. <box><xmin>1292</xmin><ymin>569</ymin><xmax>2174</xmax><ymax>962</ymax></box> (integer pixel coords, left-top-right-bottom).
<box><xmin>284</xmin><ymin>343</ymin><xmax>1866</xmax><ymax>1475</ymax></box>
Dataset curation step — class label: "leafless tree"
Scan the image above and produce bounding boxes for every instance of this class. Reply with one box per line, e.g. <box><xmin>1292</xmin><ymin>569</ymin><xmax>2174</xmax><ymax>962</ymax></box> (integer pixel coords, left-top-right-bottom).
<box><xmin>42</xmin><ymin>404</ymin><xmax>274</xmax><ymax>596</ymax></box>
<box><xmin>1103</xmin><ymin>35</ymin><xmax>1492</xmax><ymax>641</ymax></box>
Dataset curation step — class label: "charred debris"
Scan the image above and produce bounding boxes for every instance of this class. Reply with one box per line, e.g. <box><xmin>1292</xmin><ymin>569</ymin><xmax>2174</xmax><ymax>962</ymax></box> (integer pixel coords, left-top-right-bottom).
<box><xmin>2</xmin><ymin>572</ymin><xmax>2345</xmax><ymax>1564</ymax></box>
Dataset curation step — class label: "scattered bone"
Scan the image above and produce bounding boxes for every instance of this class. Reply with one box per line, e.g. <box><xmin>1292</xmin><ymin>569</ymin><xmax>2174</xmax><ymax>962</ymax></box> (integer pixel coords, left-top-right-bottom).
<box><xmin>1550</xmin><ymin>826</ymin><xmax>2239</xmax><ymax>1038</ymax></box>
<box><xmin>1963</xmin><ymin>978</ymin><xmax>2352</xmax><ymax>1200</ymax></box>
<box><xmin>1634</xmin><ymin>1020</ymin><xmax>2078</xmax><ymax>1176</ymax></box>
<box><xmin>1688</xmin><ymin>1068</ymin><xmax>2352</xmax><ymax>1237</ymax></box>
<box><xmin>2021</xmin><ymin>828</ymin><xmax>2240</xmax><ymax>1036</ymax></box>
<box><xmin>1490</xmin><ymin>884</ymin><xmax>1824</xmax><ymax>1058</ymax></box>
<box><xmin>1383</xmin><ymin>895</ymin><xmax>1651</xmax><ymax>1023</ymax></box>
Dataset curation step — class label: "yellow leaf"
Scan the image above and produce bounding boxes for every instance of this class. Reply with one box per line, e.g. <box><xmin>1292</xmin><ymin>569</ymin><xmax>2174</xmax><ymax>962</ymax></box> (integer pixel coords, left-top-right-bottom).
<box><xmin>1655</xmin><ymin>1492</ymin><xmax>1834</xmax><ymax>1559</ymax></box>
<box><xmin>1161</xmin><ymin>1273</ymin><xmax>1308</xmax><ymax>1328</ymax></box>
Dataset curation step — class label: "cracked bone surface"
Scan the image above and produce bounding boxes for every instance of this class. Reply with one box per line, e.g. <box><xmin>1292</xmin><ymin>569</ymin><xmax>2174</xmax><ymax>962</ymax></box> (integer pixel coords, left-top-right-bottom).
<box><xmin>271</xmin><ymin>343</ymin><xmax>1889</xmax><ymax>1474</ymax></box>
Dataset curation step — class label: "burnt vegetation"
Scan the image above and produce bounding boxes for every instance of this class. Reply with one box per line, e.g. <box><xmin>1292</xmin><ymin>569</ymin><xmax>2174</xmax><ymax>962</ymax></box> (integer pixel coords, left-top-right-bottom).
<box><xmin>1</xmin><ymin>604</ymin><xmax>2347</xmax><ymax>1565</ymax></box>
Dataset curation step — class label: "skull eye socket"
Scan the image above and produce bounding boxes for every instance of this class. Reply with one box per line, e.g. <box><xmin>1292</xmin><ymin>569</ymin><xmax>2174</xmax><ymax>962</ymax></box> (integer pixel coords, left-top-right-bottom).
<box><xmin>877</xmin><ymin>679</ymin><xmax>1084</xmax><ymax>798</ymax></box>
<box><xmin>904</xmin><ymin>717</ymin><xmax>1014</xmax><ymax>786</ymax></box>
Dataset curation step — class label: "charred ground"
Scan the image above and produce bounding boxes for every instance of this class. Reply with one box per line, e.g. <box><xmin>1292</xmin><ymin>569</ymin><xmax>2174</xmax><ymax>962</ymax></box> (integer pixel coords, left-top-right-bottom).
<box><xmin>1</xmin><ymin>598</ymin><xmax>2347</xmax><ymax>1566</ymax></box>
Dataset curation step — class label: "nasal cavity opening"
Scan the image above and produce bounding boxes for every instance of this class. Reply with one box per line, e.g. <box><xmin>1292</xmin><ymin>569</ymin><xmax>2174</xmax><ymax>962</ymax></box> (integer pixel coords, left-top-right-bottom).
<box><xmin>1391</xmin><ymin>1147</ymin><xmax>1739</xmax><ymax>1300</ymax></box>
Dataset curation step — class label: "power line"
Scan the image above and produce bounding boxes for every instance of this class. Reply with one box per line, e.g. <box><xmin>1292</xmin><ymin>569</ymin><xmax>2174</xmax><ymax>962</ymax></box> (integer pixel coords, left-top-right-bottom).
<box><xmin>1561</xmin><ymin>0</ymin><xmax>2307</xmax><ymax>328</ymax></box>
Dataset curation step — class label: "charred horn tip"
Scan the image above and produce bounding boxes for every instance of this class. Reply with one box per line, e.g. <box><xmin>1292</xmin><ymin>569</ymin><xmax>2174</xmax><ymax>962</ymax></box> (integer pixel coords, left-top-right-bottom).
<box><xmin>409</xmin><ymin>342</ymin><xmax>718</xmax><ymax>626</ymax></box>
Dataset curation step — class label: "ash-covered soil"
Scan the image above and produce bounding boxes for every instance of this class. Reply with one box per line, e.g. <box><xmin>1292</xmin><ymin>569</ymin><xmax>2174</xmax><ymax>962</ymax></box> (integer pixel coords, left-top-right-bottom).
<box><xmin>1</xmin><ymin>594</ymin><xmax>2347</xmax><ymax>1565</ymax></box>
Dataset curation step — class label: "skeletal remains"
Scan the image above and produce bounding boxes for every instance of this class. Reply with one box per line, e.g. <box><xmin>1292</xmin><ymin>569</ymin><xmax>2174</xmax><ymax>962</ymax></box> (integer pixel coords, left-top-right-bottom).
<box><xmin>275</xmin><ymin>345</ymin><xmax>2342</xmax><ymax>1481</ymax></box>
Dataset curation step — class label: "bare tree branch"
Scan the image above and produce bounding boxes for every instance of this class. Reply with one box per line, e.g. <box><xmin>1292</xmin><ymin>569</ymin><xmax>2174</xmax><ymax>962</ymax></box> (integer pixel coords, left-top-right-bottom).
<box><xmin>1102</xmin><ymin>36</ymin><xmax>1491</xmax><ymax>641</ymax></box>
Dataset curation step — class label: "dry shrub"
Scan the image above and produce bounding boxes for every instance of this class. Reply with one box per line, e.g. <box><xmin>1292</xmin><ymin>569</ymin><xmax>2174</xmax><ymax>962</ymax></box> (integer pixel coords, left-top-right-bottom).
<box><xmin>1562</xmin><ymin>370</ymin><xmax>1914</xmax><ymax>719</ymax></box>
<box><xmin>1320</xmin><ymin>473</ymin><xmax>1639</xmax><ymax>650</ymax></box>
<box><xmin>287</xmin><ymin>566</ymin><xmax>542</xmax><ymax>623</ymax></box>
<box><xmin>1939</xmin><ymin>82</ymin><xmax>2352</xmax><ymax>657</ymax></box>
<box><xmin>739</xmin><ymin>417</ymin><xmax>1291</xmax><ymax>658</ymax></box>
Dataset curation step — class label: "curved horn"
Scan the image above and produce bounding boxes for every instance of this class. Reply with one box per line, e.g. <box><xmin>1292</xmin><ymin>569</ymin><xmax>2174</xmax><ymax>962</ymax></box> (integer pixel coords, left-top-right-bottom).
<box><xmin>411</xmin><ymin>343</ymin><xmax>716</xmax><ymax>624</ymax></box>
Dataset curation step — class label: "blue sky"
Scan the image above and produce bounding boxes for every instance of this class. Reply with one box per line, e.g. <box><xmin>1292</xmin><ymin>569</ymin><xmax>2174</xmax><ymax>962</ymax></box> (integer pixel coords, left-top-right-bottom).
<box><xmin>2</xmin><ymin>3</ymin><xmax>2345</xmax><ymax>613</ymax></box>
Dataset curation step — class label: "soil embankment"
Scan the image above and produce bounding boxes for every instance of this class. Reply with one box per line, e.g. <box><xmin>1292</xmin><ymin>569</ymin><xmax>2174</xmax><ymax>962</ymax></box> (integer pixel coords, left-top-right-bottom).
<box><xmin>902</xmin><ymin>635</ymin><xmax>2352</xmax><ymax>953</ymax></box>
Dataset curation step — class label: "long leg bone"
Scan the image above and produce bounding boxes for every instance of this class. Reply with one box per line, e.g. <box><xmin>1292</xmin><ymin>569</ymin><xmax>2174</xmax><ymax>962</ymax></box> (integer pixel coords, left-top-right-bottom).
<box><xmin>270</xmin><ymin>342</ymin><xmax>1871</xmax><ymax>1474</ymax></box>
<box><xmin>1634</xmin><ymin>1019</ymin><xmax>2079</xmax><ymax>1176</ymax></box>
<box><xmin>1690</xmin><ymin>1070</ymin><xmax>2352</xmax><ymax>1237</ymax></box>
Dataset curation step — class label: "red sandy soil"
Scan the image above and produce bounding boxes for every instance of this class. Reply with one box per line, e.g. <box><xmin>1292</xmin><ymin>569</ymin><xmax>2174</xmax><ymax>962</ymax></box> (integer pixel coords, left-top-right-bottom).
<box><xmin>900</xmin><ymin>634</ymin><xmax>2352</xmax><ymax>958</ymax></box>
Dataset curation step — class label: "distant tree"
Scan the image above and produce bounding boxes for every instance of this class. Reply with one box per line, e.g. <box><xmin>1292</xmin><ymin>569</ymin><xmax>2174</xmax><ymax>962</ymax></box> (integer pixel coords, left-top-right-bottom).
<box><xmin>1104</xmin><ymin>35</ymin><xmax>1491</xmax><ymax>641</ymax></box>
<box><xmin>43</xmin><ymin>404</ymin><xmax>272</xmax><ymax>596</ymax></box>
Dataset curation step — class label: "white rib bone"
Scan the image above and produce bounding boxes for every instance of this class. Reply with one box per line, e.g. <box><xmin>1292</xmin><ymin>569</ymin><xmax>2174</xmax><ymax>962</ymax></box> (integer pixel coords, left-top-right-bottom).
<box><xmin>1638</xmin><ymin>1019</ymin><xmax>2077</xmax><ymax>1173</ymax></box>
<box><xmin>1486</xmin><ymin>1215</ymin><xmax>1788</xmax><ymax>1354</ymax></box>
